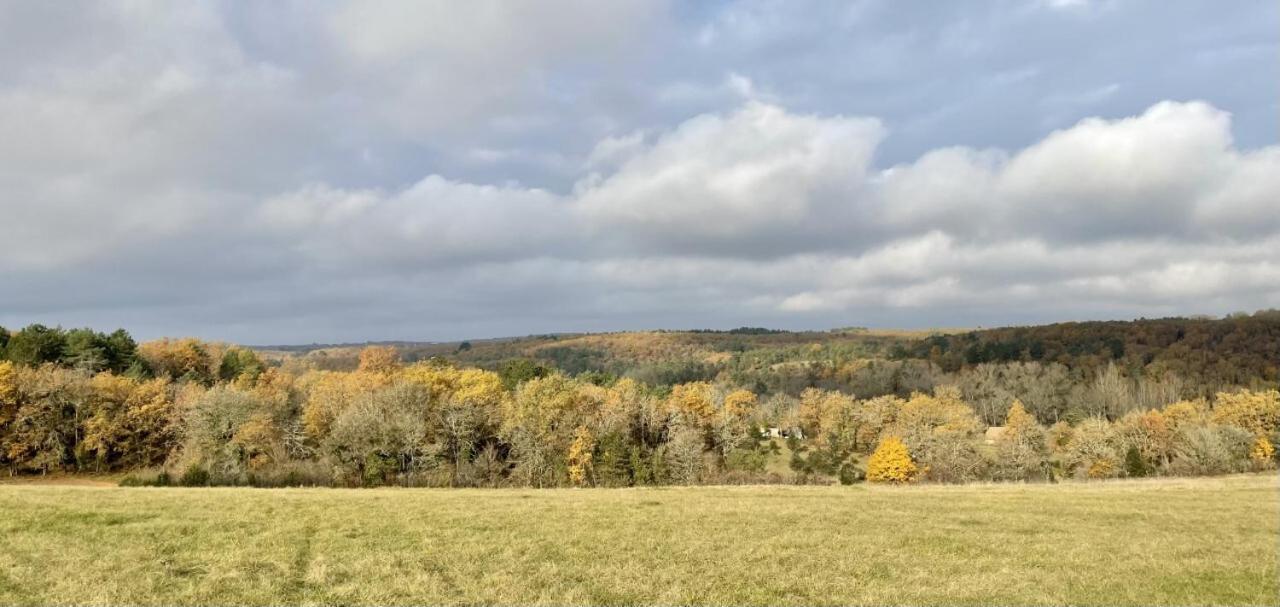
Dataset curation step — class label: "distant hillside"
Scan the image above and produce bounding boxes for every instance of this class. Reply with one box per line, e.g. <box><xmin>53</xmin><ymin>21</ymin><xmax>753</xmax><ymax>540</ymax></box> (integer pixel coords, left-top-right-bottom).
<box><xmin>900</xmin><ymin>312</ymin><xmax>1280</xmax><ymax>388</ymax></box>
<box><xmin>259</xmin><ymin>313</ymin><xmax>1280</xmax><ymax>403</ymax></box>
<box><xmin>258</xmin><ymin>327</ymin><xmax>940</xmax><ymax>371</ymax></box>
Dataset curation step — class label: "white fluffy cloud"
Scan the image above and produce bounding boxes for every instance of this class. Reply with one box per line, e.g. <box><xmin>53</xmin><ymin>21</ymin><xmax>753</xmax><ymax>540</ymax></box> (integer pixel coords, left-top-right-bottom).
<box><xmin>877</xmin><ymin>101</ymin><xmax>1269</xmax><ymax>243</ymax></box>
<box><xmin>575</xmin><ymin>102</ymin><xmax>884</xmax><ymax>253</ymax></box>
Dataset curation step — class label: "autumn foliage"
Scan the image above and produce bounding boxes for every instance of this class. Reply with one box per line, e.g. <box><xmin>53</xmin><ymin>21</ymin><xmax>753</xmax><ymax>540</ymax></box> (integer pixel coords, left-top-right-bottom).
<box><xmin>1</xmin><ymin>321</ymin><xmax>1277</xmax><ymax>487</ymax></box>
<box><xmin>866</xmin><ymin>436</ymin><xmax>917</xmax><ymax>483</ymax></box>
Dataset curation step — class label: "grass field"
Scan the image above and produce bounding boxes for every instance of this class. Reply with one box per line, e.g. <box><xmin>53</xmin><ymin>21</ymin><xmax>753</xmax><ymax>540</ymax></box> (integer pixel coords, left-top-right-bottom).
<box><xmin>0</xmin><ymin>475</ymin><xmax>1275</xmax><ymax>606</ymax></box>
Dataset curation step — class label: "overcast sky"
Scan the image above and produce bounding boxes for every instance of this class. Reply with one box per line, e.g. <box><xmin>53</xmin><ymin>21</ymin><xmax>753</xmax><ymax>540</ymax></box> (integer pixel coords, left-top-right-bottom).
<box><xmin>1</xmin><ymin>1</ymin><xmax>1277</xmax><ymax>344</ymax></box>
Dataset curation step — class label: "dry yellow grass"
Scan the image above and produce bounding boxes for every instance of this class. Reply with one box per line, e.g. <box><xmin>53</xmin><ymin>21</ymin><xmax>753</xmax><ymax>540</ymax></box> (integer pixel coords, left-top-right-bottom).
<box><xmin>0</xmin><ymin>474</ymin><xmax>1275</xmax><ymax>605</ymax></box>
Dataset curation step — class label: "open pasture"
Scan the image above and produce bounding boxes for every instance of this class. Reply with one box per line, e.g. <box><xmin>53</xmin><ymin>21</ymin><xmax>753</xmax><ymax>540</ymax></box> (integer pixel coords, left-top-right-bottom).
<box><xmin>0</xmin><ymin>474</ymin><xmax>1275</xmax><ymax>605</ymax></box>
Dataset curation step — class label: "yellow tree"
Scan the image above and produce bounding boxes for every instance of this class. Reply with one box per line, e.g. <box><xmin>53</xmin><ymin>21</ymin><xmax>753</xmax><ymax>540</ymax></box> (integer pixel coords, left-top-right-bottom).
<box><xmin>501</xmin><ymin>374</ymin><xmax>593</xmax><ymax>486</ymax></box>
<box><xmin>715</xmin><ymin>388</ymin><xmax>758</xmax><ymax>457</ymax></box>
<box><xmin>403</xmin><ymin>363</ymin><xmax>507</xmax><ymax>483</ymax></box>
<box><xmin>794</xmin><ymin>388</ymin><xmax>862</xmax><ymax>474</ymax></box>
<box><xmin>137</xmin><ymin>338</ymin><xmax>219</xmax><ymax>383</ymax></box>
<box><xmin>301</xmin><ymin>370</ymin><xmax>390</xmax><ymax>441</ymax></box>
<box><xmin>3</xmin><ymin>365</ymin><xmax>89</xmax><ymax>473</ymax></box>
<box><xmin>667</xmin><ymin>382</ymin><xmax>716</xmax><ymax>427</ymax></box>
<box><xmin>1115</xmin><ymin>409</ymin><xmax>1174</xmax><ymax>468</ymax></box>
<box><xmin>357</xmin><ymin>346</ymin><xmax>402</xmax><ymax>375</ymax></box>
<box><xmin>892</xmin><ymin>387</ymin><xmax>981</xmax><ymax>481</ymax></box>
<box><xmin>866</xmin><ymin>436</ymin><xmax>917</xmax><ymax>483</ymax></box>
<box><xmin>723</xmin><ymin>389</ymin><xmax>757</xmax><ymax>420</ymax></box>
<box><xmin>232</xmin><ymin>413</ymin><xmax>282</xmax><ymax>470</ymax></box>
<box><xmin>121</xmin><ymin>377</ymin><xmax>178</xmax><ymax>467</ymax></box>
<box><xmin>0</xmin><ymin>361</ymin><xmax>19</xmax><ymax>433</ymax></box>
<box><xmin>797</xmin><ymin>388</ymin><xmax>853</xmax><ymax>443</ymax></box>
<box><xmin>1004</xmin><ymin>399</ymin><xmax>1037</xmax><ymax>437</ymax></box>
<box><xmin>1211</xmin><ymin>389</ymin><xmax>1280</xmax><ymax>437</ymax></box>
<box><xmin>853</xmin><ymin>394</ymin><xmax>903</xmax><ymax>451</ymax></box>
<box><xmin>896</xmin><ymin>387</ymin><xmax>980</xmax><ymax>439</ymax></box>
<box><xmin>995</xmin><ymin>399</ymin><xmax>1049</xmax><ymax>481</ymax></box>
<box><xmin>1161</xmin><ymin>399</ymin><xmax>1208</xmax><ymax>431</ymax></box>
<box><xmin>0</xmin><ymin>361</ymin><xmax>16</xmax><ymax>418</ymax></box>
<box><xmin>566</xmin><ymin>425</ymin><xmax>596</xmax><ymax>486</ymax></box>
<box><xmin>0</xmin><ymin>362</ymin><xmax>19</xmax><ymax>470</ymax></box>
<box><xmin>1250</xmin><ymin>435</ymin><xmax>1275</xmax><ymax>469</ymax></box>
<box><xmin>80</xmin><ymin>372</ymin><xmax>137</xmax><ymax>468</ymax></box>
<box><xmin>1062</xmin><ymin>418</ymin><xmax>1121</xmax><ymax>479</ymax></box>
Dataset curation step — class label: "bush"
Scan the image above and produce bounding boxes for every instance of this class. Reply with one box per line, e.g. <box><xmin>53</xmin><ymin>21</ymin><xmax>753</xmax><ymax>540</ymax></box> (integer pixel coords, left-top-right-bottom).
<box><xmin>1060</xmin><ymin>418</ymin><xmax>1120</xmax><ymax>479</ymax></box>
<box><xmin>1249</xmin><ymin>435</ymin><xmax>1276</xmax><ymax>470</ymax></box>
<box><xmin>245</xmin><ymin>460</ymin><xmax>333</xmax><ymax>487</ymax></box>
<box><xmin>914</xmin><ymin>434</ymin><xmax>988</xmax><ymax>484</ymax></box>
<box><xmin>1167</xmin><ymin>426</ymin><xmax>1252</xmax><ymax>476</ymax></box>
<box><xmin>1124</xmin><ymin>446</ymin><xmax>1151</xmax><ymax>477</ymax></box>
<box><xmin>837</xmin><ymin>461</ymin><xmax>864</xmax><ymax>485</ymax></box>
<box><xmin>118</xmin><ymin>468</ymin><xmax>171</xmax><ymax>487</ymax></box>
<box><xmin>724</xmin><ymin>447</ymin><xmax>768</xmax><ymax>473</ymax></box>
<box><xmin>179</xmin><ymin>464</ymin><xmax>210</xmax><ymax>487</ymax></box>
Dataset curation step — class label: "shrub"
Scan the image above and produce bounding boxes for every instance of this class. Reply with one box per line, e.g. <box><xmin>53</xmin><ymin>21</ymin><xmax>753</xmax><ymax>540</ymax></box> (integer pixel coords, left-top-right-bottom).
<box><xmin>867</xmin><ymin>436</ymin><xmax>917</xmax><ymax>483</ymax></box>
<box><xmin>245</xmin><ymin>460</ymin><xmax>333</xmax><ymax>487</ymax></box>
<box><xmin>1060</xmin><ymin>418</ymin><xmax>1120</xmax><ymax>479</ymax></box>
<box><xmin>1167</xmin><ymin>425</ymin><xmax>1252</xmax><ymax>476</ymax></box>
<box><xmin>1249</xmin><ymin>435</ymin><xmax>1275</xmax><ymax>470</ymax></box>
<box><xmin>179</xmin><ymin>464</ymin><xmax>210</xmax><ymax>487</ymax></box>
<box><xmin>837</xmin><ymin>461</ymin><xmax>864</xmax><ymax>485</ymax></box>
<box><xmin>724</xmin><ymin>446</ymin><xmax>768</xmax><ymax>473</ymax></box>
<box><xmin>914</xmin><ymin>433</ymin><xmax>987</xmax><ymax>483</ymax></box>
<box><xmin>1124</xmin><ymin>446</ymin><xmax>1151</xmax><ymax>477</ymax></box>
<box><xmin>994</xmin><ymin>433</ymin><xmax>1051</xmax><ymax>481</ymax></box>
<box><xmin>118</xmin><ymin>468</ymin><xmax>171</xmax><ymax>487</ymax></box>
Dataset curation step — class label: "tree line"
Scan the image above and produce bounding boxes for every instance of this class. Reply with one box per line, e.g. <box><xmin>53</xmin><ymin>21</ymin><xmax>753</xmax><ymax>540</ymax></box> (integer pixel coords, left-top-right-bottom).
<box><xmin>896</xmin><ymin>311</ymin><xmax>1280</xmax><ymax>387</ymax></box>
<box><xmin>0</xmin><ymin>324</ymin><xmax>1275</xmax><ymax>487</ymax></box>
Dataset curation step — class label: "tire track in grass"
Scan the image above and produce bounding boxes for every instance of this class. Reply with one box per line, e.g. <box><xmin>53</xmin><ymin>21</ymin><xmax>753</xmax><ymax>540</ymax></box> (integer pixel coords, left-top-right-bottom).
<box><xmin>285</xmin><ymin>523</ymin><xmax>315</xmax><ymax>602</ymax></box>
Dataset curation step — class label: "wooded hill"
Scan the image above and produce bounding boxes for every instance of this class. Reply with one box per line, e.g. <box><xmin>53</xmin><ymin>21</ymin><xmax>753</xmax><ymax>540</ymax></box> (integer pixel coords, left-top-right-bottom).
<box><xmin>257</xmin><ymin>312</ymin><xmax>1279</xmax><ymax>406</ymax></box>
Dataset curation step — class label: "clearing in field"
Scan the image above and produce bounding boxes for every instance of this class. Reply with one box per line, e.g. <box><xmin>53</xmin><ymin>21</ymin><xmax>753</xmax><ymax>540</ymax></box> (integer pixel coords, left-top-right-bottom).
<box><xmin>0</xmin><ymin>474</ymin><xmax>1275</xmax><ymax>606</ymax></box>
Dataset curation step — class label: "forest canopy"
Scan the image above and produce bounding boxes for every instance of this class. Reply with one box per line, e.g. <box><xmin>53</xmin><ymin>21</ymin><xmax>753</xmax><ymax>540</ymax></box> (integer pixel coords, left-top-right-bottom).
<box><xmin>0</xmin><ymin>312</ymin><xmax>1276</xmax><ymax>487</ymax></box>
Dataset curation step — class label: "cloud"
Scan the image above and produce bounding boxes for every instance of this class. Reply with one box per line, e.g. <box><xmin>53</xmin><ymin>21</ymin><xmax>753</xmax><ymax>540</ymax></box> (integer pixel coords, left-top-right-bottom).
<box><xmin>319</xmin><ymin>0</ymin><xmax>664</xmax><ymax>138</ymax></box>
<box><xmin>256</xmin><ymin>176</ymin><xmax>569</xmax><ymax>269</ymax></box>
<box><xmin>1</xmin><ymin>2</ymin><xmax>1277</xmax><ymax>343</ymax></box>
<box><xmin>878</xmin><ymin>101</ymin><xmax>1267</xmax><ymax>244</ymax></box>
<box><xmin>237</xmin><ymin>100</ymin><xmax>1280</xmax><ymax>332</ymax></box>
<box><xmin>574</xmin><ymin>102</ymin><xmax>884</xmax><ymax>254</ymax></box>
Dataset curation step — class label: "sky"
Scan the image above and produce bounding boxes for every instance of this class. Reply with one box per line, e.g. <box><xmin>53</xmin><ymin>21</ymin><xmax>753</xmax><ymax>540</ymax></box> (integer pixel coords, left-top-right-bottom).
<box><xmin>1</xmin><ymin>0</ymin><xmax>1277</xmax><ymax>344</ymax></box>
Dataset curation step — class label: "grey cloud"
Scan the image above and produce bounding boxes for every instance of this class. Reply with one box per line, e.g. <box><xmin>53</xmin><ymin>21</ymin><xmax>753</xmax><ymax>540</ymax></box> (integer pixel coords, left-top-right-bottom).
<box><xmin>256</xmin><ymin>177</ymin><xmax>571</xmax><ymax>269</ymax></box>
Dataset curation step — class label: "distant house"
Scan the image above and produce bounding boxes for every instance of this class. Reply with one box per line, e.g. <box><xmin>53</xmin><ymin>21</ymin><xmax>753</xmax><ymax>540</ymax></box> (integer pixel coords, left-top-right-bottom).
<box><xmin>984</xmin><ymin>426</ymin><xmax>1007</xmax><ymax>445</ymax></box>
<box><xmin>760</xmin><ymin>427</ymin><xmax>805</xmax><ymax>440</ymax></box>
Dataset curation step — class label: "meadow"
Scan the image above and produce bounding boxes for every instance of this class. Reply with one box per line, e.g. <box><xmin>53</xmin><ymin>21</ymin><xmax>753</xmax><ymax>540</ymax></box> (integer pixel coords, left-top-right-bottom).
<box><xmin>0</xmin><ymin>474</ymin><xmax>1275</xmax><ymax>606</ymax></box>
